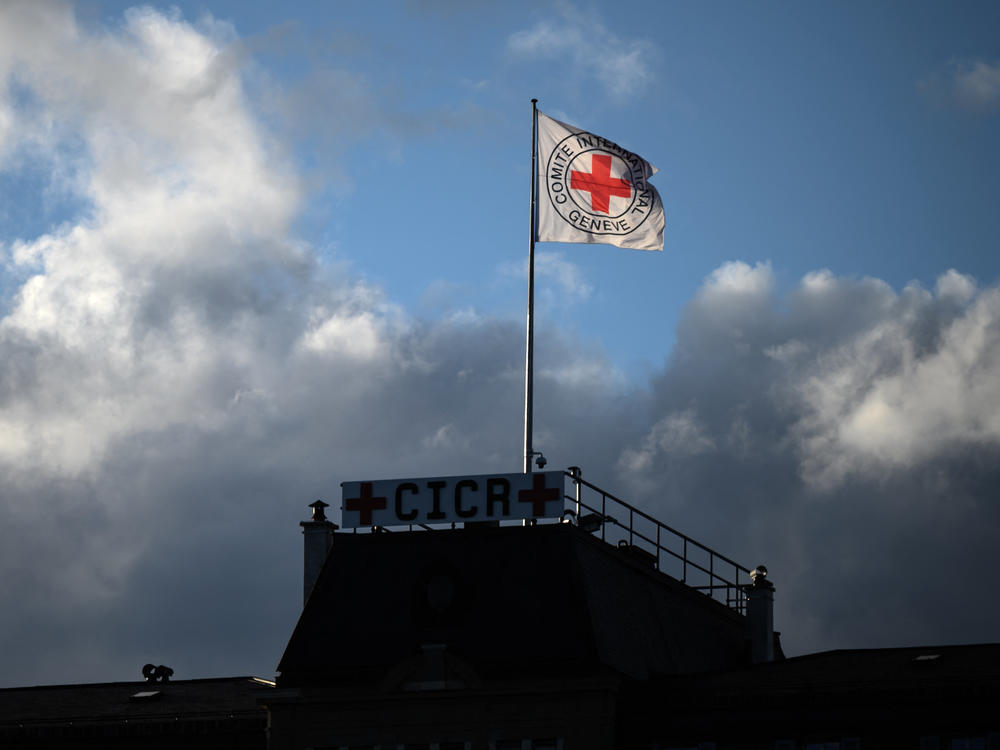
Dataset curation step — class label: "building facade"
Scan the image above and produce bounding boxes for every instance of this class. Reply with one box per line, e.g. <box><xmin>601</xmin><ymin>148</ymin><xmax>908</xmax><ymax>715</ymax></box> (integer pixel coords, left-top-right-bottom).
<box><xmin>3</xmin><ymin>471</ymin><xmax>998</xmax><ymax>749</ymax></box>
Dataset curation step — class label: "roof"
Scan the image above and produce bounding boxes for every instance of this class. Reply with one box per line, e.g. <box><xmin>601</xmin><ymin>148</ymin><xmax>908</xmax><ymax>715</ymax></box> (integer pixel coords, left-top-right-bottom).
<box><xmin>683</xmin><ymin>642</ymin><xmax>1000</xmax><ymax>691</ymax></box>
<box><xmin>0</xmin><ymin>676</ymin><xmax>272</xmax><ymax>726</ymax></box>
<box><xmin>617</xmin><ymin>644</ymin><xmax>1000</xmax><ymax>742</ymax></box>
<box><xmin>635</xmin><ymin>642</ymin><xmax>1000</xmax><ymax>710</ymax></box>
<box><xmin>278</xmin><ymin>522</ymin><xmax>750</xmax><ymax>687</ymax></box>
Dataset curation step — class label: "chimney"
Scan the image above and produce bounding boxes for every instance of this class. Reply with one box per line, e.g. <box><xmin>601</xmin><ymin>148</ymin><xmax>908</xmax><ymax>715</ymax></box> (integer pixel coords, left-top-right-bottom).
<box><xmin>746</xmin><ymin>564</ymin><xmax>775</xmax><ymax>664</ymax></box>
<box><xmin>300</xmin><ymin>500</ymin><xmax>337</xmax><ymax>606</ymax></box>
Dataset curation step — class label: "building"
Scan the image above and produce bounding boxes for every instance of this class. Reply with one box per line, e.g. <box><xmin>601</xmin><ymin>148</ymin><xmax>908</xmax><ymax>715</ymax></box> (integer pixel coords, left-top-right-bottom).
<box><xmin>3</xmin><ymin>468</ymin><xmax>998</xmax><ymax>749</ymax></box>
<box><xmin>0</xmin><ymin>675</ymin><xmax>272</xmax><ymax>749</ymax></box>
<box><xmin>263</xmin><ymin>469</ymin><xmax>1000</xmax><ymax>749</ymax></box>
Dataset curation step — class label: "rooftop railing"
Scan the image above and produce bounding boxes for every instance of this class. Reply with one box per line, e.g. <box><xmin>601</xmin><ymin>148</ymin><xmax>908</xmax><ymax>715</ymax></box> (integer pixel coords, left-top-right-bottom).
<box><xmin>352</xmin><ymin>467</ymin><xmax>751</xmax><ymax>615</ymax></box>
<box><xmin>563</xmin><ymin>467</ymin><xmax>750</xmax><ymax>615</ymax></box>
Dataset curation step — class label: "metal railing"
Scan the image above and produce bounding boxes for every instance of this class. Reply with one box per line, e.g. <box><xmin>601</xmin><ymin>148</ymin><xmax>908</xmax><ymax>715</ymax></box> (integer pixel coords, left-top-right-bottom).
<box><xmin>348</xmin><ymin>467</ymin><xmax>751</xmax><ymax>615</ymax></box>
<box><xmin>563</xmin><ymin>467</ymin><xmax>750</xmax><ymax>615</ymax></box>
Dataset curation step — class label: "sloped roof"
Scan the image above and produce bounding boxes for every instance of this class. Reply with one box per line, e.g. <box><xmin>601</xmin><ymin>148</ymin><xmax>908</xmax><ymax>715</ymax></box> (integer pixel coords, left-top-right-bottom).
<box><xmin>0</xmin><ymin>676</ymin><xmax>272</xmax><ymax>725</ymax></box>
<box><xmin>277</xmin><ymin>522</ymin><xmax>748</xmax><ymax>687</ymax></box>
<box><xmin>675</xmin><ymin>642</ymin><xmax>1000</xmax><ymax>693</ymax></box>
<box><xmin>618</xmin><ymin>643</ymin><xmax>1000</xmax><ymax>744</ymax></box>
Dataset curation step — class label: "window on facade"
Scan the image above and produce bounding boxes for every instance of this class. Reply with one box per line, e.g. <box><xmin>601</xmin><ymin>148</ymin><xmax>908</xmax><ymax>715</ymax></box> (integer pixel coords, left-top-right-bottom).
<box><xmin>951</xmin><ymin>739</ymin><xmax>987</xmax><ymax>750</ymax></box>
<box><xmin>490</xmin><ymin>739</ymin><xmax>563</xmax><ymax>750</ymax></box>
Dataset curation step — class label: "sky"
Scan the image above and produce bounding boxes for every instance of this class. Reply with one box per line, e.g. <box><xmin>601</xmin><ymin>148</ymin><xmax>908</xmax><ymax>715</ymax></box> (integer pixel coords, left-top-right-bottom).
<box><xmin>1</xmin><ymin>0</ymin><xmax>999</xmax><ymax>687</ymax></box>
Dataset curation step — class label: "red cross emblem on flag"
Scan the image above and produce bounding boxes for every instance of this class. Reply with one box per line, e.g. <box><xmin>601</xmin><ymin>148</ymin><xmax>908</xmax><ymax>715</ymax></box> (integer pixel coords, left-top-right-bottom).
<box><xmin>570</xmin><ymin>154</ymin><xmax>633</xmax><ymax>214</ymax></box>
<box><xmin>536</xmin><ymin>110</ymin><xmax>664</xmax><ymax>251</ymax></box>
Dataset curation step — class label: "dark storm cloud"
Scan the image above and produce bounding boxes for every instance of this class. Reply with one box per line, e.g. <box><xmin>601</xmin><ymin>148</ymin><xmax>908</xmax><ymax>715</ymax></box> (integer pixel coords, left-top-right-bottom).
<box><xmin>1</xmin><ymin>4</ymin><xmax>998</xmax><ymax>690</ymax></box>
<box><xmin>615</xmin><ymin>263</ymin><xmax>1000</xmax><ymax>655</ymax></box>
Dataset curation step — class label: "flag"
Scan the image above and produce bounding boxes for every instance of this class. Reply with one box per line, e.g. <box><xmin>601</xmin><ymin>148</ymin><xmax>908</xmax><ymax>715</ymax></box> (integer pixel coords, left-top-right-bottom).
<box><xmin>535</xmin><ymin>111</ymin><xmax>664</xmax><ymax>251</ymax></box>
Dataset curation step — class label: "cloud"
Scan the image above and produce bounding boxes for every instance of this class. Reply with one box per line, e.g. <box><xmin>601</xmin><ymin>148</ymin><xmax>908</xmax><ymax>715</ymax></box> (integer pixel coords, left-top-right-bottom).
<box><xmin>951</xmin><ymin>59</ymin><xmax>1000</xmax><ymax>110</ymax></box>
<box><xmin>0</xmin><ymin>3</ymin><xmax>634</xmax><ymax>687</ymax></box>
<box><xmin>618</xmin><ymin>408</ymin><xmax>716</xmax><ymax>474</ymax></box>
<box><xmin>921</xmin><ymin>58</ymin><xmax>1000</xmax><ymax>112</ymax></box>
<box><xmin>507</xmin><ymin>4</ymin><xmax>655</xmax><ymax>98</ymax></box>
<box><xmin>793</xmin><ymin>280</ymin><xmax>1000</xmax><ymax>486</ymax></box>
<box><xmin>1</xmin><ymin>3</ymin><xmax>998</xmax><ymax>690</ymax></box>
<box><xmin>631</xmin><ymin>265</ymin><xmax>1000</xmax><ymax>489</ymax></box>
<box><xmin>617</xmin><ymin>266</ymin><xmax>1000</xmax><ymax>653</ymax></box>
<box><xmin>935</xmin><ymin>268</ymin><xmax>977</xmax><ymax>303</ymax></box>
<box><xmin>535</xmin><ymin>251</ymin><xmax>594</xmax><ymax>308</ymax></box>
<box><xmin>501</xmin><ymin>250</ymin><xmax>593</xmax><ymax>309</ymax></box>
<box><xmin>0</xmin><ymin>2</ymin><xmax>302</xmax><ymax>475</ymax></box>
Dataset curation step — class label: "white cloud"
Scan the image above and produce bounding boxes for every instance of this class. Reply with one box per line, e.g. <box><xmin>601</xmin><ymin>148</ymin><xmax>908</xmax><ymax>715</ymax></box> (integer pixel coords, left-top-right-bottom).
<box><xmin>935</xmin><ymin>268</ymin><xmax>976</xmax><ymax>303</ymax></box>
<box><xmin>300</xmin><ymin>309</ymin><xmax>386</xmax><ymax>359</ymax></box>
<box><xmin>0</xmin><ymin>2</ymin><xmax>305</xmax><ymax>476</ymax></box>
<box><xmin>952</xmin><ymin>59</ymin><xmax>1000</xmax><ymax>110</ymax></box>
<box><xmin>794</xmin><ymin>283</ymin><xmax>1000</xmax><ymax>486</ymax></box>
<box><xmin>501</xmin><ymin>250</ymin><xmax>593</xmax><ymax>306</ymax></box>
<box><xmin>764</xmin><ymin>339</ymin><xmax>808</xmax><ymax>363</ymax></box>
<box><xmin>536</xmin><ymin>250</ymin><xmax>593</xmax><ymax>302</ymax></box>
<box><xmin>507</xmin><ymin>5</ymin><xmax>655</xmax><ymax>97</ymax></box>
<box><xmin>619</xmin><ymin>408</ymin><xmax>716</xmax><ymax>473</ymax></box>
<box><xmin>628</xmin><ymin>262</ymin><xmax>1000</xmax><ymax>490</ymax></box>
<box><xmin>921</xmin><ymin>58</ymin><xmax>1000</xmax><ymax>112</ymax></box>
<box><xmin>801</xmin><ymin>268</ymin><xmax>835</xmax><ymax>293</ymax></box>
<box><xmin>701</xmin><ymin>260</ymin><xmax>774</xmax><ymax>298</ymax></box>
<box><xmin>539</xmin><ymin>357</ymin><xmax>618</xmax><ymax>390</ymax></box>
<box><xmin>670</xmin><ymin>261</ymin><xmax>776</xmax><ymax>360</ymax></box>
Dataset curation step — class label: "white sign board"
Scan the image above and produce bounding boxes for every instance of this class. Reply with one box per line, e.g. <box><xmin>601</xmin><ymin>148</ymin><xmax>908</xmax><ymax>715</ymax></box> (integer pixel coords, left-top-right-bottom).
<box><xmin>340</xmin><ymin>471</ymin><xmax>565</xmax><ymax>528</ymax></box>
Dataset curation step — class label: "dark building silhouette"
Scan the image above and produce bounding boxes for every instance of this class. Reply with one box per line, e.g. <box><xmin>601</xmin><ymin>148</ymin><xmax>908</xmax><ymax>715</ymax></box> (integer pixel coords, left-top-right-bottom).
<box><xmin>266</xmin><ymin>512</ymin><xmax>1000</xmax><ymax>749</ymax></box>
<box><xmin>0</xmin><ymin>676</ymin><xmax>271</xmax><ymax>749</ymax></box>
<box><xmin>3</xmin><ymin>470</ymin><xmax>999</xmax><ymax>749</ymax></box>
<box><xmin>268</xmin><ymin>518</ymin><xmax>760</xmax><ymax>749</ymax></box>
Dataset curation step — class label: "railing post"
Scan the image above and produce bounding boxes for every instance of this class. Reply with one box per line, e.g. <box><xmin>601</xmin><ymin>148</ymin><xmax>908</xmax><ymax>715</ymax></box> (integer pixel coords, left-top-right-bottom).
<box><xmin>601</xmin><ymin>493</ymin><xmax>606</xmax><ymax>542</ymax></box>
<box><xmin>531</xmin><ymin>468</ymin><xmax>752</xmax><ymax>615</ymax></box>
<box><xmin>682</xmin><ymin>538</ymin><xmax>687</xmax><ymax>582</ymax></box>
<box><xmin>655</xmin><ymin>525</ymin><xmax>661</xmax><ymax>571</ymax></box>
<box><xmin>568</xmin><ymin>466</ymin><xmax>582</xmax><ymax>517</ymax></box>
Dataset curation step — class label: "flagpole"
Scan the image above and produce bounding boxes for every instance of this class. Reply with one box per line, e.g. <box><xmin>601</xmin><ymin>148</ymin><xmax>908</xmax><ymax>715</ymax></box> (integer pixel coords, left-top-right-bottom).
<box><xmin>523</xmin><ymin>98</ymin><xmax>538</xmax><ymax>474</ymax></box>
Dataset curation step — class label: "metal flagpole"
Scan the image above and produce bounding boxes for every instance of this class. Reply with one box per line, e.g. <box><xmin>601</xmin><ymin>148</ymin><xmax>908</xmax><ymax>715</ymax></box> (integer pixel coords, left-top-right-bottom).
<box><xmin>523</xmin><ymin>98</ymin><xmax>538</xmax><ymax>474</ymax></box>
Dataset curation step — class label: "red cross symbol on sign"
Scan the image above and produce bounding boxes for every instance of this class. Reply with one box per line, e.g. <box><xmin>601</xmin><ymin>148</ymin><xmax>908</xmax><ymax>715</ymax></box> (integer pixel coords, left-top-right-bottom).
<box><xmin>518</xmin><ymin>474</ymin><xmax>561</xmax><ymax>517</ymax></box>
<box><xmin>344</xmin><ymin>482</ymin><xmax>386</xmax><ymax>526</ymax></box>
<box><xmin>570</xmin><ymin>154</ymin><xmax>632</xmax><ymax>214</ymax></box>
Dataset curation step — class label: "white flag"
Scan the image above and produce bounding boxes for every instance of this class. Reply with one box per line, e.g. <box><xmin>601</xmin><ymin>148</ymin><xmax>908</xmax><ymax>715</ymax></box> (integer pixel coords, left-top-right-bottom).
<box><xmin>535</xmin><ymin>111</ymin><xmax>664</xmax><ymax>251</ymax></box>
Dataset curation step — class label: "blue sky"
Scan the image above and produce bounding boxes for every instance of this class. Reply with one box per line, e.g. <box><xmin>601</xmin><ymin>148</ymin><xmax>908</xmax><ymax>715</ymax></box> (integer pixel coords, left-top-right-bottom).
<box><xmin>11</xmin><ymin>0</ymin><xmax>996</xmax><ymax>380</ymax></box>
<box><xmin>2</xmin><ymin>1</ymin><xmax>1000</xmax><ymax>686</ymax></box>
<box><xmin>275</xmin><ymin>1</ymin><xmax>995</xmax><ymax>377</ymax></box>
